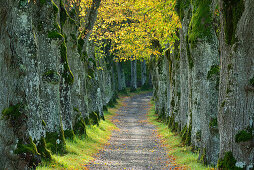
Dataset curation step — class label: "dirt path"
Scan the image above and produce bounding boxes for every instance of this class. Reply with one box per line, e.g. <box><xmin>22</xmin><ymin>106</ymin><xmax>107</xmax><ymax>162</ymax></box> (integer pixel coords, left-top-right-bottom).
<box><xmin>86</xmin><ymin>93</ymin><xmax>176</xmax><ymax>170</ymax></box>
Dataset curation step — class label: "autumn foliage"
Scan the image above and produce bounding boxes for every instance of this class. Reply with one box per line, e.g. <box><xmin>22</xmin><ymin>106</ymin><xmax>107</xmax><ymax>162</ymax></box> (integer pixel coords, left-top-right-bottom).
<box><xmin>90</xmin><ymin>0</ymin><xmax>181</xmax><ymax>61</ymax></box>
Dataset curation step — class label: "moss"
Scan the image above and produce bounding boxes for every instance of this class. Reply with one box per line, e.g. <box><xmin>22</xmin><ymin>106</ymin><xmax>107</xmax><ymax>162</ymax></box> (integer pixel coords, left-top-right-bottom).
<box><xmin>181</xmin><ymin>125</ymin><xmax>188</xmax><ymax>137</ymax></box>
<box><xmin>45</xmin><ymin>127</ymin><xmax>66</xmax><ymax>154</ymax></box>
<box><xmin>48</xmin><ymin>31</ymin><xmax>63</xmax><ymax>39</ymax></box>
<box><xmin>63</xmin><ymin>33</ymin><xmax>68</xmax><ymax>42</ymax></box>
<box><xmin>42</xmin><ymin>70</ymin><xmax>60</xmax><ymax>84</ymax></box>
<box><xmin>217</xmin><ymin>151</ymin><xmax>236</xmax><ymax>169</ymax></box>
<box><xmin>221</xmin><ymin>101</ymin><xmax>226</xmax><ymax>108</ymax></box>
<box><xmin>182</xmin><ymin>113</ymin><xmax>192</xmax><ymax>146</ymax></box>
<box><xmin>235</xmin><ymin>129</ymin><xmax>253</xmax><ymax>143</ymax></box>
<box><xmin>15</xmin><ymin>136</ymin><xmax>41</xmax><ymax>168</ymax></box>
<box><xmin>37</xmin><ymin>21</ymin><xmax>44</xmax><ymax>31</ymax></box>
<box><xmin>42</xmin><ymin>120</ymin><xmax>46</xmax><ymax>127</ymax></box>
<box><xmin>169</xmin><ymin>118</ymin><xmax>176</xmax><ymax>131</ymax></box>
<box><xmin>39</xmin><ymin>0</ymin><xmax>46</xmax><ymax>4</ymax></box>
<box><xmin>227</xmin><ymin>64</ymin><xmax>233</xmax><ymax>71</ymax></box>
<box><xmin>89</xmin><ymin>111</ymin><xmax>99</xmax><ymax>126</ymax></box>
<box><xmin>15</xmin><ymin>137</ymin><xmax>39</xmax><ymax>155</ymax></box>
<box><xmin>2</xmin><ymin>103</ymin><xmax>22</xmax><ymax>121</ymax></box>
<box><xmin>70</xmin><ymin>33</ymin><xmax>77</xmax><ymax>43</ymax></box>
<box><xmin>207</xmin><ymin>65</ymin><xmax>220</xmax><ymax>79</ymax></box>
<box><xmin>103</xmin><ymin>105</ymin><xmax>108</xmax><ymax>111</ymax></box>
<box><xmin>250</xmin><ymin>77</ymin><xmax>254</xmax><ymax>87</ymax></box>
<box><xmin>207</xmin><ymin>65</ymin><xmax>220</xmax><ymax>90</ymax></box>
<box><xmin>19</xmin><ymin>0</ymin><xmax>27</xmax><ymax>7</ymax></box>
<box><xmin>64</xmin><ymin>130</ymin><xmax>75</xmax><ymax>139</ymax></box>
<box><xmin>173</xmin><ymin>122</ymin><xmax>179</xmax><ymax>132</ymax></box>
<box><xmin>84</xmin><ymin>116</ymin><xmax>90</xmax><ymax>126</ymax></box>
<box><xmin>73</xmin><ymin>110</ymin><xmax>87</xmax><ymax>137</ymax></box>
<box><xmin>43</xmin><ymin>69</ymin><xmax>58</xmax><ymax>77</ymax></box>
<box><xmin>181</xmin><ymin>125</ymin><xmax>188</xmax><ymax>142</ymax></box>
<box><xmin>186</xmin><ymin>35</ymin><xmax>193</xmax><ymax>69</ymax></box>
<box><xmin>222</xmin><ymin>0</ymin><xmax>245</xmax><ymax>45</ymax></box>
<box><xmin>217</xmin><ymin>158</ymin><xmax>224</xmax><ymax>169</ymax></box>
<box><xmin>200</xmin><ymin>148</ymin><xmax>207</xmax><ymax>165</ymax></box>
<box><xmin>158</xmin><ymin>107</ymin><xmax>166</xmax><ymax>121</ymax></box>
<box><xmin>60</xmin><ymin>0</ymin><xmax>68</xmax><ymax>26</ymax></box>
<box><xmin>188</xmin><ymin>0</ymin><xmax>213</xmax><ymax>47</ymax></box>
<box><xmin>78</xmin><ymin>37</ymin><xmax>85</xmax><ymax>57</ymax></box>
<box><xmin>175</xmin><ymin>0</ymin><xmax>190</xmax><ymax>21</ymax></box>
<box><xmin>209</xmin><ymin>118</ymin><xmax>218</xmax><ymax>129</ymax></box>
<box><xmin>60</xmin><ymin>41</ymin><xmax>74</xmax><ymax>85</ymax></box>
<box><xmin>54</xmin><ymin>23</ymin><xmax>61</xmax><ymax>32</ymax></box>
<box><xmin>70</xmin><ymin>8</ymin><xmax>77</xmax><ymax>18</ymax></box>
<box><xmin>37</xmin><ymin>137</ymin><xmax>52</xmax><ymax>160</ymax></box>
<box><xmin>171</xmin><ymin>98</ymin><xmax>175</xmax><ymax>108</ymax></box>
<box><xmin>226</xmin><ymin>87</ymin><xmax>233</xmax><ymax>94</ymax></box>
<box><xmin>168</xmin><ymin>114</ymin><xmax>175</xmax><ymax>129</ymax></box>
<box><xmin>69</xmin><ymin>18</ymin><xmax>77</xmax><ymax>25</ymax></box>
<box><xmin>185</xmin><ymin>124</ymin><xmax>192</xmax><ymax>146</ymax></box>
<box><xmin>196</xmin><ymin>130</ymin><xmax>201</xmax><ymax>141</ymax></box>
<box><xmin>87</xmin><ymin>68</ymin><xmax>95</xmax><ymax>79</ymax></box>
<box><xmin>51</xmin><ymin>0</ymin><xmax>59</xmax><ymax>14</ymax></box>
<box><xmin>101</xmin><ymin>113</ymin><xmax>105</xmax><ymax>121</ymax></box>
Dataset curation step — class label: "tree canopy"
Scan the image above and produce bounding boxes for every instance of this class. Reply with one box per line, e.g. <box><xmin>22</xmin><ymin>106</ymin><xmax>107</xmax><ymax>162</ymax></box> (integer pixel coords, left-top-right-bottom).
<box><xmin>89</xmin><ymin>0</ymin><xmax>181</xmax><ymax>61</ymax></box>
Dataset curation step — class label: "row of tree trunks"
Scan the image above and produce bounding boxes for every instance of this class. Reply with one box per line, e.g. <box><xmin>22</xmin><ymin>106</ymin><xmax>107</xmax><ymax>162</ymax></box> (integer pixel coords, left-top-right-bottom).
<box><xmin>151</xmin><ymin>0</ymin><xmax>254</xmax><ymax>168</ymax></box>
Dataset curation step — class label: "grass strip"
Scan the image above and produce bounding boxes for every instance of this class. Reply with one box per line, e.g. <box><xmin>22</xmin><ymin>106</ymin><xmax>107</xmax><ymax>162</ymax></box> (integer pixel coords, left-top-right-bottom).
<box><xmin>147</xmin><ymin>100</ymin><xmax>214</xmax><ymax>170</ymax></box>
<box><xmin>37</xmin><ymin>108</ymin><xmax>119</xmax><ymax>169</ymax></box>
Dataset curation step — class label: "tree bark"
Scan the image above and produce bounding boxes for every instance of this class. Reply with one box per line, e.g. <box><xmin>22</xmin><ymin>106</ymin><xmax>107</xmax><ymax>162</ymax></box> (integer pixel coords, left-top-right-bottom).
<box><xmin>117</xmin><ymin>62</ymin><xmax>126</xmax><ymax>91</ymax></box>
<box><xmin>141</xmin><ymin>60</ymin><xmax>147</xmax><ymax>86</ymax></box>
<box><xmin>131</xmin><ymin>59</ymin><xmax>137</xmax><ymax>90</ymax></box>
<box><xmin>218</xmin><ymin>0</ymin><xmax>254</xmax><ymax>166</ymax></box>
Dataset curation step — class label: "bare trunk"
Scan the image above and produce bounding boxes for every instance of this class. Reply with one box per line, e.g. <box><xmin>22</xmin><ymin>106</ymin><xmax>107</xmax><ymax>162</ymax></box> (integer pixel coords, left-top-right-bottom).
<box><xmin>117</xmin><ymin>62</ymin><xmax>126</xmax><ymax>91</ymax></box>
<box><xmin>141</xmin><ymin>60</ymin><xmax>147</xmax><ymax>86</ymax></box>
<box><xmin>131</xmin><ymin>59</ymin><xmax>137</xmax><ymax>90</ymax></box>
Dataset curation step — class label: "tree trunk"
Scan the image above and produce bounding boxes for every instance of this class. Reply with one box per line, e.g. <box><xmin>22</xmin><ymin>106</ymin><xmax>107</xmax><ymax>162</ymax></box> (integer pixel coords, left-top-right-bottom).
<box><xmin>218</xmin><ymin>0</ymin><xmax>254</xmax><ymax>167</ymax></box>
<box><xmin>131</xmin><ymin>59</ymin><xmax>137</xmax><ymax>91</ymax></box>
<box><xmin>141</xmin><ymin>60</ymin><xmax>147</xmax><ymax>86</ymax></box>
<box><xmin>117</xmin><ymin>62</ymin><xmax>126</xmax><ymax>91</ymax></box>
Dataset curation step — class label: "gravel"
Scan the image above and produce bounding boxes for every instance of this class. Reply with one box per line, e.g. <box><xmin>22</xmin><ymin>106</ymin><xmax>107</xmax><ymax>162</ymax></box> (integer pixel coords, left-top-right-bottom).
<box><xmin>86</xmin><ymin>93</ymin><xmax>178</xmax><ymax>170</ymax></box>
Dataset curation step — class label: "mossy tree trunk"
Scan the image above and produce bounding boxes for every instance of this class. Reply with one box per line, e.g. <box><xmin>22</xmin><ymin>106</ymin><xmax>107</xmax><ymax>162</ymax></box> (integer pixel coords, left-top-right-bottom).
<box><xmin>218</xmin><ymin>0</ymin><xmax>254</xmax><ymax>167</ymax></box>
<box><xmin>187</xmin><ymin>0</ymin><xmax>220</xmax><ymax>165</ymax></box>
<box><xmin>0</xmin><ymin>0</ymin><xmax>115</xmax><ymax>168</ymax></box>
<box><xmin>178</xmin><ymin>7</ymin><xmax>190</xmax><ymax>132</ymax></box>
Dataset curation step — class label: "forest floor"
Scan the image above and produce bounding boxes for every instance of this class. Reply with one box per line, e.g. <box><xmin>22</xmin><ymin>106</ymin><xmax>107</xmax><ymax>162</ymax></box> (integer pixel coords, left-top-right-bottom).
<box><xmin>86</xmin><ymin>92</ymin><xmax>182</xmax><ymax>169</ymax></box>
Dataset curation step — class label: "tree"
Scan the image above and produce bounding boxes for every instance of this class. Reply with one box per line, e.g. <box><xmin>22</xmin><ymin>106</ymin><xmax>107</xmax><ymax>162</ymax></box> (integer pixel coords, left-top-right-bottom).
<box><xmin>90</xmin><ymin>0</ymin><xmax>181</xmax><ymax>61</ymax></box>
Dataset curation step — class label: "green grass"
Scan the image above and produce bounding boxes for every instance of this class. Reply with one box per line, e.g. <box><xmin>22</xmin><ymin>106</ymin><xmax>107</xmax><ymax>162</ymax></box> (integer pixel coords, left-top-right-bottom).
<box><xmin>37</xmin><ymin>109</ymin><xmax>118</xmax><ymax>170</ymax></box>
<box><xmin>147</xmin><ymin>101</ymin><xmax>213</xmax><ymax>170</ymax></box>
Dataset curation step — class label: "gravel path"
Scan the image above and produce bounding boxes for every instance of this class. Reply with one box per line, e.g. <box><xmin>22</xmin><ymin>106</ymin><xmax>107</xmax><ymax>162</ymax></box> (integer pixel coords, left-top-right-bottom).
<box><xmin>86</xmin><ymin>93</ymin><xmax>177</xmax><ymax>170</ymax></box>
